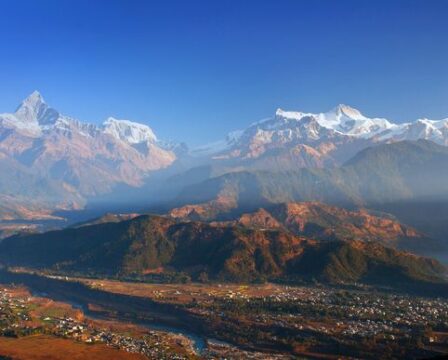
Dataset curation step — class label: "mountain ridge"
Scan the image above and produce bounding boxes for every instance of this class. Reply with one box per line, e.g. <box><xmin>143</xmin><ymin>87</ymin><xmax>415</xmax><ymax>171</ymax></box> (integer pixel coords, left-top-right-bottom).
<box><xmin>172</xmin><ymin>140</ymin><xmax>448</xmax><ymax>212</ymax></box>
<box><xmin>170</xmin><ymin>200</ymin><xmax>437</xmax><ymax>254</ymax></box>
<box><xmin>199</xmin><ymin>104</ymin><xmax>448</xmax><ymax>157</ymax></box>
<box><xmin>0</xmin><ymin>92</ymin><xmax>178</xmax><ymax>219</ymax></box>
<box><xmin>0</xmin><ymin>214</ymin><xmax>444</xmax><ymax>293</ymax></box>
<box><xmin>2</xmin><ymin>92</ymin><xmax>448</xmax><ymax>221</ymax></box>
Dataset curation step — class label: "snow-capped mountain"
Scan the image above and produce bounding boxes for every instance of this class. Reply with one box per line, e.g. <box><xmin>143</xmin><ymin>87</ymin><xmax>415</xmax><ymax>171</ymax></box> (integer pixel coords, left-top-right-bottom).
<box><xmin>265</xmin><ymin>105</ymin><xmax>392</xmax><ymax>138</ymax></box>
<box><xmin>0</xmin><ymin>91</ymin><xmax>98</xmax><ymax>138</ymax></box>
<box><xmin>195</xmin><ymin>105</ymin><xmax>367</xmax><ymax>163</ymax></box>
<box><xmin>0</xmin><ymin>91</ymin><xmax>165</xmax><ymax>144</ymax></box>
<box><xmin>314</xmin><ymin>105</ymin><xmax>395</xmax><ymax>138</ymax></box>
<box><xmin>198</xmin><ymin>104</ymin><xmax>448</xmax><ymax>163</ymax></box>
<box><xmin>0</xmin><ymin>91</ymin><xmax>176</xmax><ymax>219</ymax></box>
<box><xmin>2</xmin><ymin>92</ymin><xmax>448</xmax><ymax>221</ymax></box>
<box><xmin>377</xmin><ymin>118</ymin><xmax>448</xmax><ymax>145</ymax></box>
<box><xmin>318</xmin><ymin>105</ymin><xmax>448</xmax><ymax>145</ymax></box>
<box><xmin>103</xmin><ymin>117</ymin><xmax>158</xmax><ymax>144</ymax></box>
<box><xmin>0</xmin><ymin>91</ymin><xmax>46</xmax><ymax>136</ymax></box>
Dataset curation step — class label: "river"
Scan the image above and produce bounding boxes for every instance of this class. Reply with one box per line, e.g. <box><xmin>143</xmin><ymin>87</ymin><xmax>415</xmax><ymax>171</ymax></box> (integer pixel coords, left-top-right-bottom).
<box><xmin>2</xmin><ymin>271</ymin><xmax>211</xmax><ymax>354</ymax></box>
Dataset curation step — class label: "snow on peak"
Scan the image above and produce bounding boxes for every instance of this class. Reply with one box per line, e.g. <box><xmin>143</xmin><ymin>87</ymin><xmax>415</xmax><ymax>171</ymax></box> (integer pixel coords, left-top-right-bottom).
<box><xmin>24</xmin><ymin>90</ymin><xmax>44</xmax><ymax>105</ymax></box>
<box><xmin>312</xmin><ymin>105</ymin><xmax>393</xmax><ymax>137</ymax></box>
<box><xmin>0</xmin><ymin>93</ymin><xmax>171</xmax><ymax>147</ymax></box>
<box><xmin>14</xmin><ymin>90</ymin><xmax>49</xmax><ymax>123</ymax></box>
<box><xmin>269</xmin><ymin>105</ymin><xmax>392</xmax><ymax>138</ymax></box>
<box><xmin>275</xmin><ymin>105</ymin><xmax>365</xmax><ymax>123</ymax></box>
<box><xmin>103</xmin><ymin>117</ymin><xmax>157</xmax><ymax>144</ymax></box>
<box><xmin>331</xmin><ymin>104</ymin><xmax>365</xmax><ymax>120</ymax></box>
<box><xmin>23</xmin><ymin>90</ymin><xmax>44</xmax><ymax>105</ymax></box>
<box><xmin>275</xmin><ymin>108</ymin><xmax>307</xmax><ymax>120</ymax></box>
<box><xmin>0</xmin><ymin>91</ymin><xmax>54</xmax><ymax>136</ymax></box>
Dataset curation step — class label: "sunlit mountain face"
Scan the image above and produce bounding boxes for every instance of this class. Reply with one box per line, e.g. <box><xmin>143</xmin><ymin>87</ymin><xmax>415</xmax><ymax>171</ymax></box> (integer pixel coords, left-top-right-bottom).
<box><xmin>0</xmin><ymin>92</ymin><xmax>178</xmax><ymax>220</ymax></box>
<box><xmin>1</xmin><ymin>92</ymin><xmax>448</xmax><ymax>267</ymax></box>
<box><xmin>1</xmin><ymin>92</ymin><xmax>448</xmax><ymax>223</ymax></box>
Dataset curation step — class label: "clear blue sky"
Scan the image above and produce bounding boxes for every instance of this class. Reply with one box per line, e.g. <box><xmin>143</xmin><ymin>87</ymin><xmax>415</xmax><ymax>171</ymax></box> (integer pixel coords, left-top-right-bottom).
<box><xmin>0</xmin><ymin>0</ymin><xmax>447</xmax><ymax>145</ymax></box>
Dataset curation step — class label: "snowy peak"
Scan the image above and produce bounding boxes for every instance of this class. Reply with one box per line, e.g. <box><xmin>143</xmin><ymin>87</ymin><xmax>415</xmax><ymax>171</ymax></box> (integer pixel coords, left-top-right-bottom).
<box><xmin>275</xmin><ymin>108</ymin><xmax>306</xmax><ymax>120</ymax></box>
<box><xmin>394</xmin><ymin>118</ymin><xmax>448</xmax><ymax>144</ymax></box>
<box><xmin>17</xmin><ymin>90</ymin><xmax>45</xmax><ymax>110</ymax></box>
<box><xmin>274</xmin><ymin>104</ymin><xmax>365</xmax><ymax>122</ymax></box>
<box><xmin>12</xmin><ymin>90</ymin><xmax>61</xmax><ymax>129</ymax></box>
<box><xmin>319</xmin><ymin>105</ymin><xmax>394</xmax><ymax>138</ymax></box>
<box><xmin>198</xmin><ymin>105</ymin><xmax>448</xmax><ymax>158</ymax></box>
<box><xmin>231</xmin><ymin>104</ymin><xmax>448</xmax><ymax>157</ymax></box>
<box><xmin>14</xmin><ymin>91</ymin><xmax>49</xmax><ymax>123</ymax></box>
<box><xmin>0</xmin><ymin>92</ymin><xmax>178</xmax><ymax>209</ymax></box>
<box><xmin>204</xmin><ymin>105</ymin><xmax>401</xmax><ymax>158</ymax></box>
<box><xmin>102</xmin><ymin>117</ymin><xmax>157</xmax><ymax>144</ymax></box>
<box><xmin>267</xmin><ymin>105</ymin><xmax>391</xmax><ymax>138</ymax></box>
<box><xmin>331</xmin><ymin>104</ymin><xmax>365</xmax><ymax>120</ymax></box>
<box><xmin>1</xmin><ymin>92</ymin><xmax>164</xmax><ymax>146</ymax></box>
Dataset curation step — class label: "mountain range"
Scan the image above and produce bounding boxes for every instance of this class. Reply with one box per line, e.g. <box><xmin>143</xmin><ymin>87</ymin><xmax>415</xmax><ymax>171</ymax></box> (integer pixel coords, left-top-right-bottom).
<box><xmin>1</xmin><ymin>92</ymin><xmax>448</xmax><ymax>290</ymax></box>
<box><xmin>173</xmin><ymin>140</ymin><xmax>448</xmax><ymax>210</ymax></box>
<box><xmin>194</xmin><ymin>104</ymin><xmax>448</xmax><ymax>167</ymax></box>
<box><xmin>1</xmin><ymin>91</ymin><xmax>448</xmax><ymax>227</ymax></box>
<box><xmin>0</xmin><ymin>92</ymin><xmax>176</xmax><ymax>219</ymax></box>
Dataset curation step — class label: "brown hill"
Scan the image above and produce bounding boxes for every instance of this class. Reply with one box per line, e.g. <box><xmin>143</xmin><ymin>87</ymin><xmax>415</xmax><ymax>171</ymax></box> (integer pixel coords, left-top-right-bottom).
<box><xmin>170</xmin><ymin>201</ymin><xmax>427</xmax><ymax>253</ymax></box>
<box><xmin>0</xmin><ymin>215</ymin><xmax>444</xmax><ymax>293</ymax></box>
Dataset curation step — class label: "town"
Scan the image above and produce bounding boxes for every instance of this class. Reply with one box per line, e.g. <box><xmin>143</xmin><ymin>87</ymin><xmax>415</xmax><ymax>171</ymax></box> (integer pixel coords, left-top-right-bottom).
<box><xmin>2</xmin><ymin>277</ymin><xmax>448</xmax><ymax>359</ymax></box>
<box><xmin>79</xmin><ymin>278</ymin><xmax>448</xmax><ymax>358</ymax></box>
<box><xmin>0</xmin><ymin>286</ymin><xmax>198</xmax><ymax>359</ymax></box>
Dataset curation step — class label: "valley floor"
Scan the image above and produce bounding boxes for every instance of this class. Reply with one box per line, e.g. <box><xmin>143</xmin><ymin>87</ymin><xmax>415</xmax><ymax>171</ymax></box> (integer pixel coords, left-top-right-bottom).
<box><xmin>1</xmin><ymin>271</ymin><xmax>448</xmax><ymax>359</ymax></box>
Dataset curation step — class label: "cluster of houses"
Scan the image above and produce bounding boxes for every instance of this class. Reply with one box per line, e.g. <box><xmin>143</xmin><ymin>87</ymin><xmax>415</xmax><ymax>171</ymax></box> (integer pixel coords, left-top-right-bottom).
<box><xmin>51</xmin><ymin>316</ymin><xmax>192</xmax><ymax>359</ymax></box>
<box><xmin>0</xmin><ymin>288</ymin><xmax>194</xmax><ymax>359</ymax></box>
<box><xmin>0</xmin><ymin>289</ymin><xmax>31</xmax><ymax>331</ymax></box>
<box><xmin>4</xmin><ymin>282</ymin><xmax>448</xmax><ymax>358</ymax></box>
<box><xmin>186</xmin><ymin>284</ymin><xmax>448</xmax><ymax>347</ymax></box>
<box><xmin>279</xmin><ymin>287</ymin><xmax>447</xmax><ymax>342</ymax></box>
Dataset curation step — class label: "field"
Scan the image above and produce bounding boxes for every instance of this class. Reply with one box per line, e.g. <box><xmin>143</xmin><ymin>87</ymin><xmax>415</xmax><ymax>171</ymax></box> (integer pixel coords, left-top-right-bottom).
<box><xmin>0</xmin><ymin>335</ymin><xmax>146</xmax><ymax>360</ymax></box>
<box><xmin>79</xmin><ymin>278</ymin><xmax>283</xmax><ymax>303</ymax></box>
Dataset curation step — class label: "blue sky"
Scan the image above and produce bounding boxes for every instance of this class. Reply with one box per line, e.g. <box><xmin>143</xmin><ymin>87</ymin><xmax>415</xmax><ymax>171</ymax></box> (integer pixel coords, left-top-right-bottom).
<box><xmin>0</xmin><ymin>0</ymin><xmax>447</xmax><ymax>145</ymax></box>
